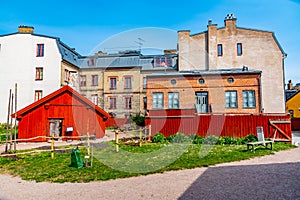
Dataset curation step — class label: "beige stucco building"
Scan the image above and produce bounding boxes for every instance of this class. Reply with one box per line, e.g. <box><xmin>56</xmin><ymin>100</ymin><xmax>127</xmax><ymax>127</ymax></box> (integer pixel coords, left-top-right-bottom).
<box><xmin>79</xmin><ymin>52</ymin><xmax>178</xmax><ymax>118</ymax></box>
<box><xmin>178</xmin><ymin>14</ymin><xmax>286</xmax><ymax>114</ymax></box>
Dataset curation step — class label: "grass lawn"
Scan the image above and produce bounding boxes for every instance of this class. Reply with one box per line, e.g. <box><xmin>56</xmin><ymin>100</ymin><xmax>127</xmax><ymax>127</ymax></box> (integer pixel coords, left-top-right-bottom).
<box><xmin>0</xmin><ymin>141</ymin><xmax>295</xmax><ymax>183</ymax></box>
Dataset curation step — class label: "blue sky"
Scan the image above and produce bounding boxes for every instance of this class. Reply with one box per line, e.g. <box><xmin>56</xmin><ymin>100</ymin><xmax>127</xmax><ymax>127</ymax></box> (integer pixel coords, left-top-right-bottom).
<box><xmin>0</xmin><ymin>0</ymin><xmax>299</xmax><ymax>84</ymax></box>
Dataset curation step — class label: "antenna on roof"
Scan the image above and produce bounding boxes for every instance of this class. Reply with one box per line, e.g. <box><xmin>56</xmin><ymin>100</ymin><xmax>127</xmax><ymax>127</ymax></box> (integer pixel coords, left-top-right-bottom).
<box><xmin>135</xmin><ymin>37</ymin><xmax>145</xmax><ymax>53</ymax></box>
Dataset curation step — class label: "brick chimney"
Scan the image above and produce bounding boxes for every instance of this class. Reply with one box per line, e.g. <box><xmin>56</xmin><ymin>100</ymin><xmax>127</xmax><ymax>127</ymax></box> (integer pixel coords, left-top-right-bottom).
<box><xmin>207</xmin><ymin>19</ymin><xmax>218</xmax><ymax>70</ymax></box>
<box><xmin>287</xmin><ymin>80</ymin><xmax>293</xmax><ymax>90</ymax></box>
<box><xmin>224</xmin><ymin>14</ymin><xmax>237</xmax><ymax>30</ymax></box>
<box><xmin>18</xmin><ymin>25</ymin><xmax>34</xmax><ymax>34</ymax></box>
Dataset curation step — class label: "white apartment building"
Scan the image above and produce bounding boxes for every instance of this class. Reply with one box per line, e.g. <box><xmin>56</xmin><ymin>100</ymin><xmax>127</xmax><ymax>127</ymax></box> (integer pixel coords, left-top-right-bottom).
<box><xmin>0</xmin><ymin>26</ymin><xmax>80</xmax><ymax>122</ymax></box>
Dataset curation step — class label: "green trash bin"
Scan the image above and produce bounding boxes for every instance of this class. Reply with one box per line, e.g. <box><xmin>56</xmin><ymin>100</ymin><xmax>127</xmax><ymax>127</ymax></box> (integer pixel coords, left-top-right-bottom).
<box><xmin>70</xmin><ymin>147</ymin><xmax>84</xmax><ymax>168</ymax></box>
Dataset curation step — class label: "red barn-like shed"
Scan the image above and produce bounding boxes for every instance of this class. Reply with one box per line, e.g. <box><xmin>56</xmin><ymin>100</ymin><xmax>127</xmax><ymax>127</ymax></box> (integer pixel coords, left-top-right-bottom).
<box><xmin>12</xmin><ymin>86</ymin><xmax>110</xmax><ymax>142</ymax></box>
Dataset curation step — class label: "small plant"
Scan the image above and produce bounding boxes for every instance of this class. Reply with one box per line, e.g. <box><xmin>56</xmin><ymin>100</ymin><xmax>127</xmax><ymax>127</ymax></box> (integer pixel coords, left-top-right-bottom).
<box><xmin>152</xmin><ymin>133</ymin><xmax>165</xmax><ymax>143</ymax></box>
<box><xmin>203</xmin><ymin>135</ymin><xmax>218</xmax><ymax>145</ymax></box>
<box><xmin>166</xmin><ymin>135</ymin><xmax>175</xmax><ymax>142</ymax></box>
<box><xmin>130</xmin><ymin>113</ymin><xmax>145</xmax><ymax>126</ymax></box>
<box><xmin>171</xmin><ymin>132</ymin><xmax>191</xmax><ymax>143</ymax></box>
<box><xmin>192</xmin><ymin>135</ymin><xmax>204</xmax><ymax>144</ymax></box>
<box><xmin>243</xmin><ymin>134</ymin><xmax>258</xmax><ymax>143</ymax></box>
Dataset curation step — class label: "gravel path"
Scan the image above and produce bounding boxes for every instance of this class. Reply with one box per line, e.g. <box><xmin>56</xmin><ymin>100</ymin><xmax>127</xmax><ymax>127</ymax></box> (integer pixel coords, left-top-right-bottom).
<box><xmin>0</xmin><ymin>146</ymin><xmax>299</xmax><ymax>200</ymax></box>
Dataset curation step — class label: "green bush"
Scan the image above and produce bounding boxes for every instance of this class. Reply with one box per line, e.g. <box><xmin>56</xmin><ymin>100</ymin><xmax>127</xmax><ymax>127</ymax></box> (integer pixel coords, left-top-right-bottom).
<box><xmin>130</xmin><ymin>113</ymin><xmax>145</xmax><ymax>126</ymax></box>
<box><xmin>171</xmin><ymin>132</ymin><xmax>192</xmax><ymax>143</ymax></box>
<box><xmin>152</xmin><ymin>133</ymin><xmax>165</xmax><ymax>143</ymax></box>
<box><xmin>203</xmin><ymin>135</ymin><xmax>218</xmax><ymax>145</ymax></box>
<box><xmin>242</xmin><ymin>134</ymin><xmax>258</xmax><ymax>144</ymax></box>
<box><xmin>166</xmin><ymin>135</ymin><xmax>175</xmax><ymax>142</ymax></box>
<box><xmin>192</xmin><ymin>135</ymin><xmax>204</xmax><ymax>144</ymax></box>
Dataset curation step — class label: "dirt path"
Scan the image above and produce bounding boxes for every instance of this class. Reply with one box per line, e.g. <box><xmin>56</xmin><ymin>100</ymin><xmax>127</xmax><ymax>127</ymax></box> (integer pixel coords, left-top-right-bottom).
<box><xmin>0</xmin><ymin>146</ymin><xmax>300</xmax><ymax>200</ymax></box>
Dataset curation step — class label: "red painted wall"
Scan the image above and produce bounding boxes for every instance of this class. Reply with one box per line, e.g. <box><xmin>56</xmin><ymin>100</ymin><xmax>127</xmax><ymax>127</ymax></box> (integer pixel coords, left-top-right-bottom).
<box><xmin>18</xmin><ymin>91</ymin><xmax>106</xmax><ymax>142</ymax></box>
<box><xmin>146</xmin><ymin>109</ymin><xmax>292</xmax><ymax>140</ymax></box>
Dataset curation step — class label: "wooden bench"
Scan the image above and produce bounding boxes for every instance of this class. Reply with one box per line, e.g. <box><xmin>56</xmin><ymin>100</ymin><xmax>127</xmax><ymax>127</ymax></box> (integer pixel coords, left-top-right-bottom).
<box><xmin>247</xmin><ymin>127</ymin><xmax>274</xmax><ymax>151</ymax></box>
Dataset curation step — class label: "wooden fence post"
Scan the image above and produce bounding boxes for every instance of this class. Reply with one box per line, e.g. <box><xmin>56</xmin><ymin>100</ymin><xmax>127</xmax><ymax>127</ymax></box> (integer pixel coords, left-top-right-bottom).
<box><xmin>115</xmin><ymin>130</ymin><xmax>119</xmax><ymax>152</ymax></box>
<box><xmin>51</xmin><ymin>133</ymin><xmax>54</xmax><ymax>159</ymax></box>
<box><xmin>14</xmin><ymin>83</ymin><xmax>17</xmax><ymax>153</ymax></box>
<box><xmin>148</xmin><ymin>125</ymin><xmax>152</xmax><ymax>141</ymax></box>
<box><xmin>5</xmin><ymin>89</ymin><xmax>11</xmax><ymax>153</ymax></box>
<box><xmin>139</xmin><ymin>127</ymin><xmax>142</xmax><ymax>147</ymax></box>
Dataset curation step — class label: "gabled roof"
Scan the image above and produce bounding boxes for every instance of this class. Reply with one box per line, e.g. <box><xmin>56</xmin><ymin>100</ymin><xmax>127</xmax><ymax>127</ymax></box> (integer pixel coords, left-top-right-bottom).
<box><xmin>0</xmin><ymin>32</ymin><xmax>81</xmax><ymax>66</ymax></box>
<box><xmin>286</xmin><ymin>90</ymin><xmax>300</xmax><ymax>102</ymax></box>
<box><xmin>12</xmin><ymin>86</ymin><xmax>110</xmax><ymax>119</ymax></box>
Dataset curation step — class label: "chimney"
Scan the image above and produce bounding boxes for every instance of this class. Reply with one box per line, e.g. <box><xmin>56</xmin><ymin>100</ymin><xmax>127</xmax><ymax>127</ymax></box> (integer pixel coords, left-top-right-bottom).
<box><xmin>18</xmin><ymin>25</ymin><xmax>34</xmax><ymax>34</ymax></box>
<box><xmin>164</xmin><ymin>49</ymin><xmax>177</xmax><ymax>55</ymax></box>
<box><xmin>287</xmin><ymin>80</ymin><xmax>293</xmax><ymax>90</ymax></box>
<box><xmin>224</xmin><ymin>14</ymin><xmax>237</xmax><ymax>30</ymax></box>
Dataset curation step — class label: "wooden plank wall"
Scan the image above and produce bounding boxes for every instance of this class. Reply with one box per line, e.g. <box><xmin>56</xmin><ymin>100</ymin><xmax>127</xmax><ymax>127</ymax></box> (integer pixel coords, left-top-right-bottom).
<box><xmin>145</xmin><ymin>110</ymin><xmax>291</xmax><ymax>139</ymax></box>
<box><xmin>291</xmin><ymin>118</ymin><xmax>300</xmax><ymax>130</ymax></box>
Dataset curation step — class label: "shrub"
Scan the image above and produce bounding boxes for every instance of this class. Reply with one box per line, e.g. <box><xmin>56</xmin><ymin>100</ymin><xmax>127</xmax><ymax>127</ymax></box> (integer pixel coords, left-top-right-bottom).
<box><xmin>166</xmin><ymin>135</ymin><xmax>175</xmax><ymax>142</ymax></box>
<box><xmin>203</xmin><ymin>135</ymin><xmax>219</xmax><ymax>145</ymax></box>
<box><xmin>242</xmin><ymin>134</ymin><xmax>258</xmax><ymax>144</ymax></box>
<box><xmin>130</xmin><ymin>113</ymin><xmax>145</xmax><ymax>126</ymax></box>
<box><xmin>171</xmin><ymin>132</ymin><xmax>192</xmax><ymax>143</ymax></box>
<box><xmin>193</xmin><ymin>135</ymin><xmax>204</xmax><ymax>144</ymax></box>
<box><xmin>152</xmin><ymin>133</ymin><xmax>165</xmax><ymax>143</ymax></box>
<box><xmin>217</xmin><ymin>137</ymin><xmax>226</xmax><ymax>145</ymax></box>
<box><xmin>224</xmin><ymin>136</ymin><xmax>237</xmax><ymax>145</ymax></box>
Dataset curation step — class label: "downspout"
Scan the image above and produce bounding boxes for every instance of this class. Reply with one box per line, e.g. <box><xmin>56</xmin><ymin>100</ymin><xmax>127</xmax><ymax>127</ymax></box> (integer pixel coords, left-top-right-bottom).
<box><xmin>282</xmin><ymin>53</ymin><xmax>288</xmax><ymax>114</ymax></box>
<box><xmin>258</xmin><ymin>73</ymin><xmax>263</xmax><ymax>114</ymax></box>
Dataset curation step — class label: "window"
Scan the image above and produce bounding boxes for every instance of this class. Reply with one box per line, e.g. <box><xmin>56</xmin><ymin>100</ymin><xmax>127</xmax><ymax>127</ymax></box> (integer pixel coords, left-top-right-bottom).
<box><xmin>170</xmin><ymin>79</ymin><xmax>176</xmax><ymax>85</ymax></box>
<box><xmin>124</xmin><ymin>97</ymin><xmax>132</xmax><ymax>109</ymax></box>
<box><xmin>153</xmin><ymin>93</ymin><xmax>163</xmax><ymax>109</ymax></box>
<box><xmin>289</xmin><ymin>110</ymin><xmax>294</xmax><ymax>118</ymax></box>
<box><xmin>36</xmin><ymin>44</ymin><xmax>44</xmax><ymax>57</ymax></box>
<box><xmin>124</xmin><ymin>77</ymin><xmax>132</xmax><ymax>89</ymax></box>
<box><xmin>35</xmin><ymin>67</ymin><xmax>43</xmax><ymax>80</ymax></box>
<box><xmin>166</xmin><ymin>57</ymin><xmax>172</xmax><ymax>67</ymax></box>
<box><xmin>243</xmin><ymin>90</ymin><xmax>256</xmax><ymax>108</ymax></box>
<box><xmin>225</xmin><ymin>91</ymin><xmax>237</xmax><ymax>108</ymax></box>
<box><xmin>237</xmin><ymin>43</ymin><xmax>243</xmax><ymax>56</ymax></box>
<box><xmin>110</xmin><ymin>77</ymin><xmax>117</xmax><ymax>90</ymax></box>
<box><xmin>168</xmin><ymin>92</ymin><xmax>179</xmax><ymax>109</ymax></box>
<box><xmin>143</xmin><ymin>77</ymin><xmax>147</xmax><ymax>89</ymax></box>
<box><xmin>199</xmin><ymin>79</ymin><xmax>205</xmax><ymax>84</ymax></box>
<box><xmin>143</xmin><ymin>97</ymin><xmax>147</xmax><ymax>109</ymax></box>
<box><xmin>34</xmin><ymin>90</ymin><xmax>43</xmax><ymax>101</ymax></box>
<box><xmin>64</xmin><ymin>69</ymin><xmax>70</xmax><ymax>82</ymax></box>
<box><xmin>109</xmin><ymin>97</ymin><xmax>116</xmax><ymax>109</ymax></box>
<box><xmin>88</xmin><ymin>58</ymin><xmax>95</xmax><ymax>66</ymax></box>
<box><xmin>91</xmin><ymin>94</ymin><xmax>98</xmax><ymax>105</ymax></box>
<box><xmin>155</xmin><ymin>57</ymin><xmax>172</xmax><ymax>67</ymax></box>
<box><xmin>92</xmin><ymin>75</ymin><xmax>98</xmax><ymax>86</ymax></box>
<box><xmin>155</xmin><ymin>57</ymin><xmax>161</xmax><ymax>67</ymax></box>
<box><xmin>217</xmin><ymin>44</ymin><xmax>223</xmax><ymax>56</ymax></box>
<box><xmin>227</xmin><ymin>78</ymin><xmax>234</xmax><ymax>84</ymax></box>
<box><xmin>80</xmin><ymin>75</ymin><xmax>86</xmax><ymax>87</ymax></box>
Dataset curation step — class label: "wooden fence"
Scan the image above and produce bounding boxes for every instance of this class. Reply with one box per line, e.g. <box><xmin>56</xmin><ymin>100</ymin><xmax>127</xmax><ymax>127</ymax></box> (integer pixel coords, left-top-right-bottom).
<box><xmin>291</xmin><ymin>118</ymin><xmax>300</xmax><ymax>130</ymax></box>
<box><xmin>145</xmin><ymin>110</ymin><xmax>291</xmax><ymax>141</ymax></box>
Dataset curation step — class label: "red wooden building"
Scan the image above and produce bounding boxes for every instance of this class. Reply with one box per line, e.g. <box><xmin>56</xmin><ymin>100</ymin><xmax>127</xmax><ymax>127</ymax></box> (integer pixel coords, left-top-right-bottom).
<box><xmin>12</xmin><ymin>86</ymin><xmax>110</xmax><ymax>142</ymax></box>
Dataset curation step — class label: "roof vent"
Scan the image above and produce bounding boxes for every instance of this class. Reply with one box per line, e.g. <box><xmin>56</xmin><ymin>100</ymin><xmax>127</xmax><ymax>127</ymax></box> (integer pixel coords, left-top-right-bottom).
<box><xmin>18</xmin><ymin>25</ymin><xmax>34</xmax><ymax>34</ymax></box>
<box><xmin>225</xmin><ymin>14</ymin><xmax>236</xmax><ymax>20</ymax></box>
<box><xmin>242</xmin><ymin>66</ymin><xmax>249</xmax><ymax>71</ymax></box>
<box><xmin>208</xmin><ymin>19</ymin><xmax>213</xmax><ymax>25</ymax></box>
